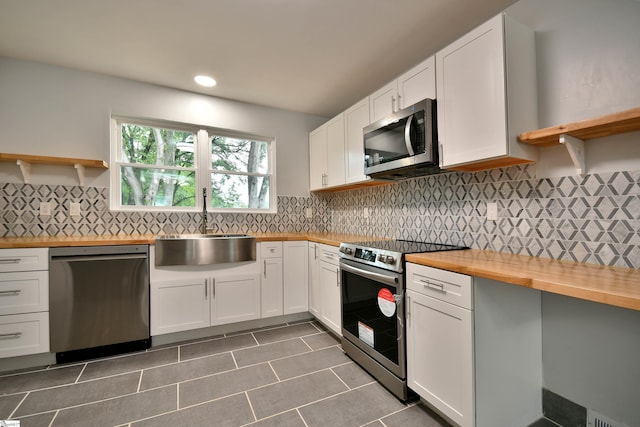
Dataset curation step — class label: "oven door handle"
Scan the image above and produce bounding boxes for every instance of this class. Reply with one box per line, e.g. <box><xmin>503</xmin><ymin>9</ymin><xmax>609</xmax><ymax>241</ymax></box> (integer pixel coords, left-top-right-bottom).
<box><xmin>340</xmin><ymin>261</ymin><xmax>398</xmax><ymax>287</ymax></box>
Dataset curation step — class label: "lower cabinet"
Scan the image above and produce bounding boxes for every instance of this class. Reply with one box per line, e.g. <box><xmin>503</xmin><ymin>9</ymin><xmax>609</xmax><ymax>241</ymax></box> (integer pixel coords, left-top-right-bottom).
<box><xmin>0</xmin><ymin>248</ymin><xmax>50</xmax><ymax>358</ymax></box>
<box><xmin>313</xmin><ymin>243</ymin><xmax>341</xmax><ymax>336</ymax></box>
<box><xmin>406</xmin><ymin>263</ymin><xmax>542</xmax><ymax>427</ymax></box>
<box><xmin>283</xmin><ymin>241</ymin><xmax>309</xmax><ymax>315</ymax></box>
<box><xmin>150</xmin><ymin>246</ymin><xmax>260</xmax><ymax>336</ymax></box>
<box><xmin>308</xmin><ymin>242</ymin><xmax>321</xmax><ymax>318</ymax></box>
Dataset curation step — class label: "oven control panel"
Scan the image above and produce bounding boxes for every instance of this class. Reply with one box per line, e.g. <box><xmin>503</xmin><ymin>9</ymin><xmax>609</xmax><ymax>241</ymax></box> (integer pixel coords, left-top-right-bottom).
<box><xmin>339</xmin><ymin>243</ymin><xmax>402</xmax><ymax>272</ymax></box>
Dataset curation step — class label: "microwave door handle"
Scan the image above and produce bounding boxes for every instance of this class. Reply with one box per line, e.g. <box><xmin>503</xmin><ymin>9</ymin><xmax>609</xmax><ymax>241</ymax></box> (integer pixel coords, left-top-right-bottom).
<box><xmin>404</xmin><ymin>115</ymin><xmax>415</xmax><ymax>156</ymax></box>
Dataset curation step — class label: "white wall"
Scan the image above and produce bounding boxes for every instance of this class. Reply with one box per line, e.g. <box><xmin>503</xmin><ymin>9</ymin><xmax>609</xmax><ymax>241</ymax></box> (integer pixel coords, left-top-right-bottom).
<box><xmin>507</xmin><ymin>0</ymin><xmax>640</xmax><ymax>178</ymax></box>
<box><xmin>0</xmin><ymin>57</ymin><xmax>326</xmax><ymax>195</ymax></box>
<box><xmin>505</xmin><ymin>0</ymin><xmax>640</xmax><ymax>424</ymax></box>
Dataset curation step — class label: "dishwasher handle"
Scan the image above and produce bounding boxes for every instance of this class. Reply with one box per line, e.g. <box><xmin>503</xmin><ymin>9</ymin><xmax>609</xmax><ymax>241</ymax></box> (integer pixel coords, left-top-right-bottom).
<box><xmin>50</xmin><ymin>254</ymin><xmax>148</xmax><ymax>263</ymax></box>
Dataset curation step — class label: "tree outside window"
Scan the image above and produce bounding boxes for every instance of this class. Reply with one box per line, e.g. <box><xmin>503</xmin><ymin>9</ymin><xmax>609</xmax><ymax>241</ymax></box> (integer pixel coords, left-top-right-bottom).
<box><xmin>112</xmin><ymin>118</ymin><xmax>275</xmax><ymax>212</ymax></box>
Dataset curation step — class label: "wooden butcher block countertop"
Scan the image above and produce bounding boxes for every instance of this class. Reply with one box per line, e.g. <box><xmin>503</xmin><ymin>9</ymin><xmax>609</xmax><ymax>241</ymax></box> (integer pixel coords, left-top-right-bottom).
<box><xmin>406</xmin><ymin>249</ymin><xmax>640</xmax><ymax>311</ymax></box>
<box><xmin>1</xmin><ymin>234</ymin><xmax>638</xmax><ymax>311</ymax></box>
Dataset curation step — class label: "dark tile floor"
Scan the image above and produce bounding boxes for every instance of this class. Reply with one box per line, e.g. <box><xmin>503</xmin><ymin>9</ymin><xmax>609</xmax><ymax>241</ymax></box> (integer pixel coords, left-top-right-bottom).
<box><xmin>0</xmin><ymin>321</ymin><xmax>451</xmax><ymax>427</ymax></box>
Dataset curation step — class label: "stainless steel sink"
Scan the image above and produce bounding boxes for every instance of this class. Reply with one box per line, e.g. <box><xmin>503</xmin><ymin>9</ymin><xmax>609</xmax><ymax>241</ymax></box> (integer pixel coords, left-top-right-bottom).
<box><xmin>154</xmin><ymin>234</ymin><xmax>256</xmax><ymax>266</ymax></box>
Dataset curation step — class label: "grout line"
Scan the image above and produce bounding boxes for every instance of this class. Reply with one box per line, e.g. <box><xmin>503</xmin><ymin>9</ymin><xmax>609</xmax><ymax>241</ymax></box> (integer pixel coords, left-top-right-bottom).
<box><xmin>176</xmin><ymin>383</ymin><xmax>180</xmax><ymax>410</ymax></box>
<box><xmin>230</xmin><ymin>350</ymin><xmax>239</xmax><ymax>370</ymax></box>
<box><xmin>329</xmin><ymin>367</ymin><xmax>351</xmax><ymax>390</ymax></box>
<box><xmin>245</xmin><ymin>391</ymin><xmax>258</xmax><ymax>423</ymax></box>
<box><xmin>296</xmin><ymin>408</ymin><xmax>310</xmax><ymax>427</ymax></box>
<box><xmin>267</xmin><ymin>361</ymin><xmax>281</xmax><ymax>382</ymax></box>
<box><xmin>7</xmin><ymin>391</ymin><xmax>29</xmax><ymax>420</ymax></box>
<box><xmin>74</xmin><ymin>363</ymin><xmax>87</xmax><ymax>383</ymax></box>
<box><xmin>47</xmin><ymin>409</ymin><xmax>59</xmax><ymax>427</ymax></box>
<box><xmin>136</xmin><ymin>370</ymin><xmax>143</xmax><ymax>393</ymax></box>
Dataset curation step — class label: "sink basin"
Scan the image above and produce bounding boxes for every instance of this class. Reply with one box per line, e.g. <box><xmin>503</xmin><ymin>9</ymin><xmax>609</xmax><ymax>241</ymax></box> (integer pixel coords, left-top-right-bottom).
<box><xmin>155</xmin><ymin>234</ymin><xmax>256</xmax><ymax>266</ymax></box>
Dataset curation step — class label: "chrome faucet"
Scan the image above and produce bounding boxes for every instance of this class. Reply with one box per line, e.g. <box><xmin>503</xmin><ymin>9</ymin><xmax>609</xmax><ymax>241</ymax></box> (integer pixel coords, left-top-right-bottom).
<box><xmin>201</xmin><ymin>188</ymin><xmax>208</xmax><ymax>234</ymax></box>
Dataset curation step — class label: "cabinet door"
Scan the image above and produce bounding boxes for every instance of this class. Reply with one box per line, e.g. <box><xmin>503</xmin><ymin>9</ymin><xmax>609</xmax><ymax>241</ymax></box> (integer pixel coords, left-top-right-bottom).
<box><xmin>370</xmin><ymin>80</ymin><xmax>398</xmax><ymax>122</ymax></box>
<box><xmin>211</xmin><ymin>274</ymin><xmax>261</xmax><ymax>326</ymax></box>
<box><xmin>436</xmin><ymin>14</ymin><xmax>508</xmax><ymax>168</ymax></box>
<box><xmin>283</xmin><ymin>241</ymin><xmax>309</xmax><ymax>315</ymax></box>
<box><xmin>309</xmin><ymin>125</ymin><xmax>328</xmax><ymax>190</ymax></box>
<box><xmin>398</xmin><ymin>56</ymin><xmax>436</xmax><ymax>108</ymax></box>
<box><xmin>0</xmin><ymin>271</ymin><xmax>48</xmax><ymax>315</ymax></box>
<box><xmin>0</xmin><ymin>312</ymin><xmax>49</xmax><ymax>358</ymax></box>
<box><xmin>319</xmin><ymin>259</ymin><xmax>341</xmax><ymax>336</ymax></box>
<box><xmin>406</xmin><ymin>290</ymin><xmax>473</xmax><ymax>427</ymax></box>
<box><xmin>308</xmin><ymin>243</ymin><xmax>321</xmax><ymax>318</ymax></box>
<box><xmin>151</xmin><ymin>278</ymin><xmax>210</xmax><ymax>335</ymax></box>
<box><xmin>344</xmin><ymin>98</ymin><xmax>371</xmax><ymax>184</ymax></box>
<box><xmin>326</xmin><ymin>114</ymin><xmax>346</xmax><ymax>187</ymax></box>
<box><xmin>261</xmin><ymin>257</ymin><xmax>283</xmax><ymax>318</ymax></box>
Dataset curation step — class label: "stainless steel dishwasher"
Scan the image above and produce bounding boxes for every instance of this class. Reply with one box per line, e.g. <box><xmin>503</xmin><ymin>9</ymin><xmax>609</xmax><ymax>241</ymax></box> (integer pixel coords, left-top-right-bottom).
<box><xmin>49</xmin><ymin>245</ymin><xmax>150</xmax><ymax>363</ymax></box>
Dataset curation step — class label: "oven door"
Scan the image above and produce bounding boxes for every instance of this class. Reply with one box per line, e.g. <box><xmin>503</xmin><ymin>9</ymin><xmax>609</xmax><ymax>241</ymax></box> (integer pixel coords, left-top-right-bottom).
<box><xmin>340</xmin><ymin>258</ymin><xmax>405</xmax><ymax>378</ymax></box>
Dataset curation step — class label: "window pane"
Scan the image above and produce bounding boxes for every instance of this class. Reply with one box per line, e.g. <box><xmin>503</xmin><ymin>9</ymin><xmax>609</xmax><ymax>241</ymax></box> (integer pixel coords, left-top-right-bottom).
<box><xmin>211</xmin><ymin>173</ymin><xmax>270</xmax><ymax>209</ymax></box>
<box><xmin>120</xmin><ymin>166</ymin><xmax>196</xmax><ymax>207</ymax></box>
<box><xmin>210</xmin><ymin>136</ymin><xmax>269</xmax><ymax>173</ymax></box>
<box><xmin>121</xmin><ymin>123</ymin><xmax>195</xmax><ymax>167</ymax></box>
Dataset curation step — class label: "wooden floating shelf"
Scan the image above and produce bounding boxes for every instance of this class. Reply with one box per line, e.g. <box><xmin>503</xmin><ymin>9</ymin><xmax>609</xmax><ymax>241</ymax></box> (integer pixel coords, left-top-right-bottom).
<box><xmin>518</xmin><ymin>107</ymin><xmax>640</xmax><ymax>175</ymax></box>
<box><xmin>0</xmin><ymin>153</ymin><xmax>109</xmax><ymax>186</ymax></box>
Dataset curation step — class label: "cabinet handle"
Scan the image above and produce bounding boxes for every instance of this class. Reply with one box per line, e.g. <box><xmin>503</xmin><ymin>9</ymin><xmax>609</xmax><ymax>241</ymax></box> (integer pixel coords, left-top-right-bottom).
<box><xmin>314</xmin><ymin>245</ymin><xmax>318</xmax><ymax>260</ymax></box>
<box><xmin>212</xmin><ymin>278</ymin><xmax>216</xmax><ymax>298</ymax></box>
<box><xmin>0</xmin><ymin>332</ymin><xmax>22</xmax><ymax>339</ymax></box>
<box><xmin>391</xmin><ymin>96</ymin><xmax>396</xmax><ymax>113</ymax></box>
<box><xmin>264</xmin><ymin>260</ymin><xmax>267</xmax><ymax>278</ymax></box>
<box><xmin>336</xmin><ymin>268</ymin><xmax>340</xmax><ymax>287</ymax></box>
<box><xmin>397</xmin><ymin>94</ymin><xmax>402</xmax><ymax>110</ymax></box>
<box><xmin>421</xmin><ymin>279</ymin><xmax>446</xmax><ymax>293</ymax></box>
<box><xmin>0</xmin><ymin>289</ymin><xmax>22</xmax><ymax>295</ymax></box>
<box><xmin>0</xmin><ymin>258</ymin><xmax>21</xmax><ymax>264</ymax></box>
<box><xmin>406</xmin><ymin>295</ymin><xmax>411</xmax><ymax>323</ymax></box>
<box><xmin>205</xmin><ymin>278</ymin><xmax>208</xmax><ymax>299</ymax></box>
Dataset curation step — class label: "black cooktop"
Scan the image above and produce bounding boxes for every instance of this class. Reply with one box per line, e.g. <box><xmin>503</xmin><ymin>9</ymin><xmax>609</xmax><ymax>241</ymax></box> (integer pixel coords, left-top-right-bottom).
<box><xmin>348</xmin><ymin>239</ymin><xmax>468</xmax><ymax>255</ymax></box>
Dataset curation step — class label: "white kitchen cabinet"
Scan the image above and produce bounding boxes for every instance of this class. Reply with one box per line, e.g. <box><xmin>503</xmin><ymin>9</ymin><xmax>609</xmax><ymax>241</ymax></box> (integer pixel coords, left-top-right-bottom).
<box><xmin>150</xmin><ymin>246</ymin><xmax>260</xmax><ymax>335</ymax></box>
<box><xmin>318</xmin><ymin>244</ymin><xmax>341</xmax><ymax>335</ymax></box>
<box><xmin>344</xmin><ymin>97</ymin><xmax>371</xmax><ymax>184</ymax></box>
<box><xmin>436</xmin><ymin>13</ymin><xmax>538</xmax><ymax>171</ymax></box>
<box><xmin>261</xmin><ymin>242</ymin><xmax>283</xmax><ymax>318</ymax></box>
<box><xmin>283</xmin><ymin>241</ymin><xmax>308</xmax><ymax>315</ymax></box>
<box><xmin>309</xmin><ymin>114</ymin><xmax>346</xmax><ymax>190</ymax></box>
<box><xmin>370</xmin><ymin>56</ymin><xmax>436</xmax><ymax>122</ymax></box>
<box><xmin>0</xmin><ymin>248</ymin><xmax>50</xmax><ymax>358</ymax></box>
<box><xmin>308</xmin><ymin>242</ymin><xmax>321</xmax><ymax>318</ymax></box>
<box><xmin>406</xmin><ymin>263</ymin><xmax>542</xmax><ymax>427</ymax></box>
<box><xmin>210</xmin><ymin>274</ymin><xmax>261</xmax><ymax>325</ymax></box>
<box><xmin>151</xmin><ymin>278</ymin><xmax>210</xmax><ymax>335</ymax></box>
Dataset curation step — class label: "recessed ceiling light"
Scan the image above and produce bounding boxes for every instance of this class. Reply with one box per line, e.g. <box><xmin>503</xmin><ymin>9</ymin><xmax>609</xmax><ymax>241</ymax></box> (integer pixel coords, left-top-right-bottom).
<box><xmin>194</xmin><ymin>75</ymin><xmax>216</xmax><ymax>87</ymax></box>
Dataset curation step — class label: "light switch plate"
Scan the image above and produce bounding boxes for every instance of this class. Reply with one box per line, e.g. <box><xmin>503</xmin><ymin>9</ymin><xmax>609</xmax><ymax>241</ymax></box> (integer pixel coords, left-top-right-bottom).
<box><xmin>305</xmin><ymin>207</ymin><xmax>313</xmax><ymax>219</ymax></box>
<box><xmin>39</xmin><ymin>202</ymin><xmax>51</xmax><ymax>216</ymax></box>
<box><xmin>487</xmin><ymin>202</ymin><xmax>498</xmax><ymax>221</ymax></box>
<box><xmin>363</xmin><ymin>207</ymin><xmax>369</xmax><ymax>218</ymax></box>
<box><xmin>70</xmin><ymin>202</ymin><xmax>81</xmax><ymax>217</ymax></box>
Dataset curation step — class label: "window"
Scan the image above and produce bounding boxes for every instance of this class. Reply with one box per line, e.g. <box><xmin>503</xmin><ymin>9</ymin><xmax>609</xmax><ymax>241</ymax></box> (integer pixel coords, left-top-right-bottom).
<box><xmin>111</xmin><ymin>117</ymin><xmax>276</xmax><ymax>212</ymax></box>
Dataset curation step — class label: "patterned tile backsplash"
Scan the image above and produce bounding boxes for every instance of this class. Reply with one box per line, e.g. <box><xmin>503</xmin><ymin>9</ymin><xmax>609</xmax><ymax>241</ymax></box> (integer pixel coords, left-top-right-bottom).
<box><xmin>2</xmin><ymin>164</ymin><xmax>639</xmax><ymax>269</ymax></box>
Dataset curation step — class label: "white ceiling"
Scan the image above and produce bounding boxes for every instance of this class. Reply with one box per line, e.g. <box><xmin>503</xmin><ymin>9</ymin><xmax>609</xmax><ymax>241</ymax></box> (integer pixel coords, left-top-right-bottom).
<box><xmin>0</xmin><ymin>0</ymin><xmax>517</xmax><ymax>117</ymax></box>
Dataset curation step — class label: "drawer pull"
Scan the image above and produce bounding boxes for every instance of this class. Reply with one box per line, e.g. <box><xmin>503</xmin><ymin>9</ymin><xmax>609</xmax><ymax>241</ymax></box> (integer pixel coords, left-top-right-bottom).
<box><xmin>0</xmin><ymin>259</ymin><xmax>21</xmax><ymax>264</ymax></box>
<box><xmin>0</xmin><ymin>332</ymin><xmax>23</xmax><ymax>339</ymax></box>
<box><xmin>421</xmin><ymin>279</ymin><xmax>446</xmax><ymax>293</ymax></box>
<box><xmin>0</xmin><ymin>290</ymin><xmax>22</xmax><ymax>295</ymax></box>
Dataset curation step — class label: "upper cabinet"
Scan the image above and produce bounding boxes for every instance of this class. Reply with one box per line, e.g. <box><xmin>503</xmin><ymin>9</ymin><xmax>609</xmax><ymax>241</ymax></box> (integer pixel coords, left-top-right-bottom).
<box><xmin>344</xmin><ymin>97</ymin><xmax>371</xmax><ymax>184</ymax></box>
<box><xmin>370</xmin><ymin>56</ymin><xmax>436</xmax><ymax>123</ymax></box>
<box><xmin>309</xmin><ymin>114</ymin><xmax>345</xmax><ymax>191</ymax></box>
<box><xmin>436</xmin><ymin>14</ymin><xmax>538</xmax><ymax>171</ymax></box>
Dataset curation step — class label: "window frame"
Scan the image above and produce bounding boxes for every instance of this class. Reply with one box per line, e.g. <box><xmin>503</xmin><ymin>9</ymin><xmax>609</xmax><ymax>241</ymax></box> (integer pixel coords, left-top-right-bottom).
<box><xmin>110</xmin><ymin>116</ymin><xmax>277</xmax><ymax>213</ymax></box>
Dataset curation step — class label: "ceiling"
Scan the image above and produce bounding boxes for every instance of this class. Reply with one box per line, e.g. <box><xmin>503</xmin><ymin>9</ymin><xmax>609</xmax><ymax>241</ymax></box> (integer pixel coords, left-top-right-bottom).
<box><xmin>0</xmin><ymin>0</ymin><xmax>517</xmax><ymax>118</ymax></box>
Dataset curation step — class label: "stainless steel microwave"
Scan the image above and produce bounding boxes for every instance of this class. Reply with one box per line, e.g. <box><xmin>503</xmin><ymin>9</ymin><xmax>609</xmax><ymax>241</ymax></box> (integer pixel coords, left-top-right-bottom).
<box><xmin>363</xmin><ymin>98</ymin><xmax>441</xmax><ymax>180</ymax></box>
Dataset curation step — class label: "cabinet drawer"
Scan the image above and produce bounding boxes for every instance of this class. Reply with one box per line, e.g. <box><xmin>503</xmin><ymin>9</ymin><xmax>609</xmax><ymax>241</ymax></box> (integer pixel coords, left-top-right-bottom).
<box><xmin>0</xmin><ymin>248</ymin><xmax>49</xmax><ymax>273</ymax></box>
<box><xmin>319</xmin><ymin>245</ymin><xmax>339</xmax><ymax>266</ymax></box>
<box><xmin>406</xmin><ymin>263</ymin><xmax>473</xmax><ymax>310</ymax></box>
<box><xmin>0</xmin><ymin>271</ymin><xmax>49</xmax><ymax>315</ymax></box>
<box><xmin>261</xmin><ymin>242</ymin><xmax>283</xmax><ymax>259</ymax></box>
<box><xmin>0</xmin><ymin>312</ymin><xmax>50</xmax><ymax>358</ymax></box>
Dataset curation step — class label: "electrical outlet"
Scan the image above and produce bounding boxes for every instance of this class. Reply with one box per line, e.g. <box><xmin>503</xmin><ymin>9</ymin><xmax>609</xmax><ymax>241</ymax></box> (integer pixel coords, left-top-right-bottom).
<box><xmin>305</xmin><ymin>207</ymin><xmax>313</xmax><ymax>219</ymax></box>
<box><xmin>70</xmin><ymin>202</ymin><xmax>81</xmax><ymax>217</ymax></box>
<box><xmin>487</xmin><ymin>202</ymin><xmax>498</xmax><ymax>221</ymax></box>
<box><xmin>39</xmin><ymin>202</ymin><xmax>51</xmax><ymax>216</ymax></box>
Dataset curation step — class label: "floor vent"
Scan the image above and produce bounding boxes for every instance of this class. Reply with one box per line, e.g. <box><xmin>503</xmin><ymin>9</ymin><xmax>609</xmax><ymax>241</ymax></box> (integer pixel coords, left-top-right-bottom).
<box><xmin>587</xmin><ymin>409</ymin><xmax>627</xmax><ymax>427</ymax></box>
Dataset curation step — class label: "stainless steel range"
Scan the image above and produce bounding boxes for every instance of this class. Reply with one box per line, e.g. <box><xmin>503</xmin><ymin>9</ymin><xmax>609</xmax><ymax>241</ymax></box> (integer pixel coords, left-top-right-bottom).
<box><xmin>338</xmin><ymin>239</ymin><xmax>468</xmax><ymax>401</ymax></box>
